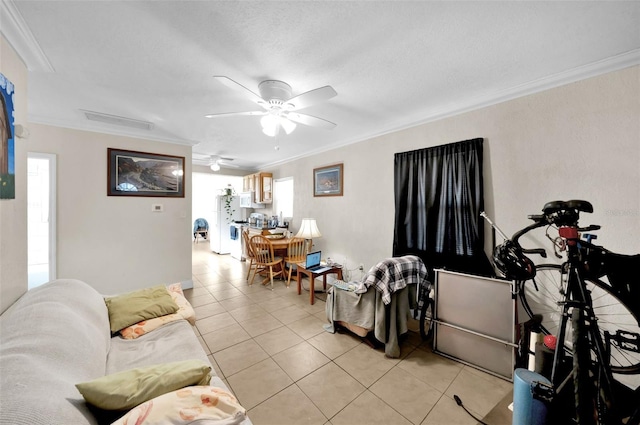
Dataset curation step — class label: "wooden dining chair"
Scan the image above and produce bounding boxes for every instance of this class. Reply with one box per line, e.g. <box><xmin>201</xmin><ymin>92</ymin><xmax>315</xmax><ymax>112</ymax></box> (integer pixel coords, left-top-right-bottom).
<box><xmin>249</xmin><ymin>234</ymin><xmax>284</xmax><ymax>290</ymax></box>
<box><xmin>242</xmin><ymin>230</ymin><xmax>258</xmax><ymax>280</ymax></box>
<box><xmin>284</xmin><ymin>237</ymin><xmax>307</xmax><ymax>287</ymax></box>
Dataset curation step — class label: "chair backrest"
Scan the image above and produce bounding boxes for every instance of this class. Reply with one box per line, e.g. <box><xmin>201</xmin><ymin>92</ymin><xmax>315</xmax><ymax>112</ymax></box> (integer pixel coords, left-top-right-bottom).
<box><xmin>250</xmin><ymin>234</ymin><xmax>275</xmax><ymax>265</ymax></box>
<box><xmin>286</xmin><ymin>237</ymin><xmax>307</xmax><ymax>263</ymax></box>
<box><xmin>193</xmin><ymin>218</ymin><xmax>209</xmax><ymax>231</ymax></box>
<box><xmin>242</xmin><ymin>230</ymin><xmax>255</xmax><ymax>258</ymax></box>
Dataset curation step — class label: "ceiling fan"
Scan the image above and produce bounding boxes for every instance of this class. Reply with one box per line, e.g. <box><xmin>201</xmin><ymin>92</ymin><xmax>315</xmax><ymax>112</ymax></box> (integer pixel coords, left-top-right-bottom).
<box><xmin>194</xmin><ymin>154</ymin><xmax>238</xmax><ymax>171</ymax></box>
<box><xmin>206</xmin><ymin>76</ymin><xmax>337</xmax><ymax>137</ymax></box>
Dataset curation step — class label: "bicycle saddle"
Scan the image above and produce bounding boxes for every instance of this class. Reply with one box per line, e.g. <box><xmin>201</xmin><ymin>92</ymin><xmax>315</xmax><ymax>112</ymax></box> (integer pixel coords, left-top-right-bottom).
<box><xmin>543</xmin><ymin>200</ymin><xmax>593</xmax><ymax>215</ymax></box>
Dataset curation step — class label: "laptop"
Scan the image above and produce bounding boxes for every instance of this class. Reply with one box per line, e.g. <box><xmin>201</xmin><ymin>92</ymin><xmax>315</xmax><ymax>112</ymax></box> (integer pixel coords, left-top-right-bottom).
<box><xmin>304</xmin><ymin>251</ymin><xmax>331</xmax><ymax>274</ymax></box>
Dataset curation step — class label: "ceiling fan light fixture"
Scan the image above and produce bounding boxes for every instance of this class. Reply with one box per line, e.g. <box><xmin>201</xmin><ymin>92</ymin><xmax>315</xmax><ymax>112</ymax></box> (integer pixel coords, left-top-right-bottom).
<box><xmin>210</xmin><ymin>162</ymin><xmax>221</xmax><ymax>172</ymax></box>
<box><xmin>260</xmin><ymin>114</ymin><xmax>278</xmax><ymax>137</ymax></box>
<box><xmin>262</xmin><ymin>127</ymin><xmax>276</xmax><ymax>137</ymax></box>
<box><xmin>280</xmin><ymin>117</ymin><xmax>296</xmax><ymax>134</ymax></box>
<box><xmin>260</xmin><ymin>114</ymin><xmax>296</xmax><ymax>137</ymax></box>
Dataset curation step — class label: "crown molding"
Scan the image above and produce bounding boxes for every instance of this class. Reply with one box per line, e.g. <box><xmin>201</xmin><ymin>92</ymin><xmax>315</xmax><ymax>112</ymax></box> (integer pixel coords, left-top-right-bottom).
<box><xmin>0</xmin><ymin>0</ymin><xmax>54</xmax><ymax>72</ymax></box>
<box><xmin>442</xmin><ymin>49</ymin><xmax>640</xmax><ymax>120</ymax></box>
<box><xmin>378</xmin><ymin>49</ymin><xmax>640</xmax><ymax>141</ymax></box>
<box><xmin>263</xmin><ymin>50</ymin><xmax>640</xmax><ymax>170</ymax></box>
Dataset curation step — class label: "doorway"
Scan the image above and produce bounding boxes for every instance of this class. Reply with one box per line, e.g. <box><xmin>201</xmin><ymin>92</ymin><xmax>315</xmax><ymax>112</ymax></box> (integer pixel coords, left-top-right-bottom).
<box><xmin>27</xmin><ymin>152</ymin><xmax>56</xmax><ymax>289</ymax></box>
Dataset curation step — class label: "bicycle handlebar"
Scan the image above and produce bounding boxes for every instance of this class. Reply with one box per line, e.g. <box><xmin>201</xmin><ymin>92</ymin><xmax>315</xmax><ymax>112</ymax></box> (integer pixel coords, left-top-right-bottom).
<box><xmin>481</xmin><ymin>211</ymin><xmax>548</xmax><ymax>257</ymax></box>
<box><xmin>511</xmin><ymin>219</ymin><xmax>548</xmax><ymax>258</ymax></box>
<box><xmin>482</xmin><ymin>200</ymin><xmax>600</xmax><ymax>259</ymax></box>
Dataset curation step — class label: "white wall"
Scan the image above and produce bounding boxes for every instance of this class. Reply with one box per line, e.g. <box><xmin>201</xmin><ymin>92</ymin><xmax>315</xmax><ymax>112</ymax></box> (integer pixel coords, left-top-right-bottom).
<box><xmin>27</xmin><ymin>124</ymin><xmax>193</xmax><ymax>295</ymax></box>
<box><xmin>266</xmin><ymin>66</ymin><xmax>640</xmax><ymax>276</ymax></box>
<box><xmin>0</xmin><ymin>36</ymin><xmax>28</xmax><ymax>313</ymax></box>
<box><xmin>192</xmin><ymin>172</ymin><xmax>244</xmax><ymax>227</ymax></box>
<box><xmin>2</xmin><ymin>31</ymin><xmax>637</xmax><ymax>309</ymax></box>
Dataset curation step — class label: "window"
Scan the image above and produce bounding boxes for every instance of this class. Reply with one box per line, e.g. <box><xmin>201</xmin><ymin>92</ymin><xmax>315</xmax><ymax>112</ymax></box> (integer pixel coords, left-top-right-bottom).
<box><xmin>393</xmin><ymin>138</ymin><xmax>492</xmax><ymax>276</ymax></box>
<box><xmin>273</xmin><ymin>177</ymin><xmax>293</xmax><ymax>220</ymax></box>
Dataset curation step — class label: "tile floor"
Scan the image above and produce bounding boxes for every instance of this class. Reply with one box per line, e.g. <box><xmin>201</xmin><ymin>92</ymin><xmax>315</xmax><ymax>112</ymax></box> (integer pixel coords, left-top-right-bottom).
<box><xmin>188</xmin><ymin>242</ymin><xmax>513</xmax><ymax>425</ymax></box>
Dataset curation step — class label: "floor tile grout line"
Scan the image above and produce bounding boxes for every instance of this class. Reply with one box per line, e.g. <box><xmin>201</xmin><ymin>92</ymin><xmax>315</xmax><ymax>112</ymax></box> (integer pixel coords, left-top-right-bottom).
<box><xmin>328</xmin><ymin>341</ymin><xmax>435</xmax><ymax>424</ymax></box>
<box><xmin>191</xmin><ymin>247</ymin><xmax>511</xmax><ymax>424</ymax></box>
<box><xmin>246</xmin><ymin>381</ymin><xmax>331</xmax><ymax>423</ymax></box>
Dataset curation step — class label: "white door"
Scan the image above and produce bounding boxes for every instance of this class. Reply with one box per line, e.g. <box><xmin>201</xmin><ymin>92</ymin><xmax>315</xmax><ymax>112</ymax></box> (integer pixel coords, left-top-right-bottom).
<box><xmin>27</xmin><ymin>153</ymin><xmax>56</xmax><ymax>289</ymax></box>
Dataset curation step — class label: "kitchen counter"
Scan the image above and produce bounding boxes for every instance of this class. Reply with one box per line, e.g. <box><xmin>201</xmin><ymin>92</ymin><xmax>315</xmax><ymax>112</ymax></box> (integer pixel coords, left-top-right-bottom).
<box><xmin>248</xmin><ymin>225</ymin><xmax>275</xmax><ymax>230</ymax></box>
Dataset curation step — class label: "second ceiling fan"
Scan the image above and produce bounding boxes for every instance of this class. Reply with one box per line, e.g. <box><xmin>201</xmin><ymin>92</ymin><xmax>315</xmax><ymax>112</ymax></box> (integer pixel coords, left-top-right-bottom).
<box><xmin>206</xmin><ymin>76</ymin><xmax>337</xmax><ymax>137</ymax></box>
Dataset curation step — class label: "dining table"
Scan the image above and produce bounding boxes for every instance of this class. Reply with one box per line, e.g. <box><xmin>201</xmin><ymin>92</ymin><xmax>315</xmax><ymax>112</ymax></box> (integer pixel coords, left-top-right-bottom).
<box><xmin>263</xmin><ymin>235</ymin><xmax>293</xmax><ymax>256</ymax></box>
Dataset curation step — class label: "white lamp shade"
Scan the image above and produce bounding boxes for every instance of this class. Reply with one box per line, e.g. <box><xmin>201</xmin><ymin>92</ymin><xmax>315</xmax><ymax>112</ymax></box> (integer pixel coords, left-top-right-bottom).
<box><xmin>261</xmin><ymin>115</ymin><xmax>278</xmax><ymax>137</ymax></box>
<box><xmin>296</xmin><ymin>218</ymin><xmax>322</xmax><ymax>238</ymax></box>
<box><xmin>210</xmin><ymin>163</ymin><xmax>220</xmax><ymax>171</ymax></box>
<box><xmin>261</xmin><ymin>114</ymin><xmax>296</xmax><ymax>137</ymax></box>
<box><xmin>280</xmin><ymin>117</ymin><xmax>296</xmax><ymax>134</ymax></box>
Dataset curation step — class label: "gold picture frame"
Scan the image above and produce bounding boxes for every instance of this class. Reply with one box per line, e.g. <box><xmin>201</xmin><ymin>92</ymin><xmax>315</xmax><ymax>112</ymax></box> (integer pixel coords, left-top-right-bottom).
<box><xmin>314</xmin><ymin>163</ymin><xmax>343</xmax><ymax>197</ymax></box>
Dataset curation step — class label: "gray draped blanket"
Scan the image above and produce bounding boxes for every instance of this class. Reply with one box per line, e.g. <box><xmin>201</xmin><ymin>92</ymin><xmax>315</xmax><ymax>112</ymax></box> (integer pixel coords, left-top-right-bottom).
<box><xmin>324</xmin><ymin>283</ymin><xmax>416</xmax><ymax>358</ymax></box>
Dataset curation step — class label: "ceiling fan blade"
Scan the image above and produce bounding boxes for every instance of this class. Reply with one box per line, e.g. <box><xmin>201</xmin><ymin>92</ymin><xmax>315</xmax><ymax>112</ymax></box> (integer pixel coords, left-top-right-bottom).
<box><xmin>219</xmin><ymin>161</ymin><xmax>239</xmax><ymax>168</ymax></box>
<box><xmin>285</xmin><ymin>85</ymin><xmax>337</xmax><ymax>110</ymax></box>
<box><xmin>285</xmin><ymin>112</ymin><xmax>336</xmax><ymax>130</ymax></box>
<box><xmin>205</xmin><ymin>111</ymin><xmax>266</xmax><ymax>118</ymax></box>
<box><xmin>209</xmin><ymin>154</ymin><xmax>238</xmax><ymax>166</ymax></box>
<box><xmin>214</xmin><ymin>76</ymin><xmax>267</xmax><ymax>107</ymax></box>
<box><xmin>192</xmin><ymin>153</ymin><xmax>213</xmax><ymax>163</ymax></box>
<box><xmin>193</xmin><ymin>152</ymin><xmax>211</xmax><ymax>159</ymax></box>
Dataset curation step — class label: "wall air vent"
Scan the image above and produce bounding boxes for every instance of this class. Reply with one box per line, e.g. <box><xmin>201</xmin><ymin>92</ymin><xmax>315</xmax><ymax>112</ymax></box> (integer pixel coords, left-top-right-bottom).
<box><xmin>81</xmin><ymin>110</ymin><xmax>154</xmax><ymax>130</ymax></box>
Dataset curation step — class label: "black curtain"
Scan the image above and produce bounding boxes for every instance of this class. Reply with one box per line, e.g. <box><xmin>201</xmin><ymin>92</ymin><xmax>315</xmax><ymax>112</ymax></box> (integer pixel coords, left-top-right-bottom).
<box><xmin>393</xmin><ymin>138</ymin><xmax>493</xmax><ymax>277</ymax></box>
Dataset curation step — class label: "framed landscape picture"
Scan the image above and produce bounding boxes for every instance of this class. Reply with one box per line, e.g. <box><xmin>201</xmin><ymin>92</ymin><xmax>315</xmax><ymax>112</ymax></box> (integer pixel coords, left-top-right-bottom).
<box><xmin>108</xmin><ymin>148</ymin><xmax>185</xmax><ymax>197</ymax></box>
<box><xmin>314</xmin><ymin>163</ymin><xmax>343</xmax><ymax>197</ymax></box>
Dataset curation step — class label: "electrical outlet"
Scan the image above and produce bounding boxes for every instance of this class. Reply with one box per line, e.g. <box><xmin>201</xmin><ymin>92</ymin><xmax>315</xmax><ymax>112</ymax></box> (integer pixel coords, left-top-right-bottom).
<box><xmin>358</xmin><ymin>264</ymin><xmax>364</xmax><ymax>271</ymax></box>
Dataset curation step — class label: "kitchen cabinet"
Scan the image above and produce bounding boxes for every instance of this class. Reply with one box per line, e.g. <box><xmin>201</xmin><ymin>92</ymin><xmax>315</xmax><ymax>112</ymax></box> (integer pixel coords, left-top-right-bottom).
<box><xmin>260</xmin><ymin>174</ymin><xmax>272</xmax><ymax>203</ymax></box>
<box><xmin>243</xmin><ymin>172</ymin><xmax>272</xmax><ymax>204</ymax></box>
<box><xmin>243</xmin><ymin>174</ymin><xmax>255</xmax><ymax>192</ymax></box>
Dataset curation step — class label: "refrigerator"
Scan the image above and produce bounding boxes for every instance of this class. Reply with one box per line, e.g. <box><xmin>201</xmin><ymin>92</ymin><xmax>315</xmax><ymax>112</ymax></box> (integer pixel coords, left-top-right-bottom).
<box><xmin>210</xmin><ymin>195</ymin><xmax>242</xmax><ymax>254</ymax></box>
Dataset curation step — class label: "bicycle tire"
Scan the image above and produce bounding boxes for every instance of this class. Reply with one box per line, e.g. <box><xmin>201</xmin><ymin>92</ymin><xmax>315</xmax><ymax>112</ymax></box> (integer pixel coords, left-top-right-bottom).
<box><xmin>519</xmin><ymin>265</ymin><xmax>564</xmax><ymax>335</ymax></box>
<box><xmin>519</xmin><ymin>265</ymin><xmax>640</xmax><ymax>375</ymax></box>
<box><xmin>419</xmin><ymin>297</ymin><xmax>434</xmax><ymax>342</ymax></box>
<box><xmin>572</xmin><ymin>307</ymin><xmax>597</xmax><ymax>425</ymax></box>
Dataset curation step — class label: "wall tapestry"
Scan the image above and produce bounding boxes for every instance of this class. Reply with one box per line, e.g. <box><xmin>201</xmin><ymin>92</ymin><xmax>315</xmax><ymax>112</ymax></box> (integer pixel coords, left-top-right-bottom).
<box><xmin>0</xmin><ymin>73</ymin><xmax>15</xmax><ymax>200</ymax></box>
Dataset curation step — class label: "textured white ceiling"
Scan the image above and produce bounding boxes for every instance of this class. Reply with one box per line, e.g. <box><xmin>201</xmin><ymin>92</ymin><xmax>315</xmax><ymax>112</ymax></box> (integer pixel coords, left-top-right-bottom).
<box><xmin>3</xmin><ymin>1</ymin><xmax>639</xmax><ymax>170</ymax></box>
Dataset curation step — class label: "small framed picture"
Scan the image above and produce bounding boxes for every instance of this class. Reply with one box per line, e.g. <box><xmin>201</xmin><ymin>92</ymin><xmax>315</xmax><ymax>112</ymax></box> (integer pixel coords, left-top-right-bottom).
<box><xmin>314</xmin><ymin>163</ymin><xmax>343</xmax><ymax>197</ymax></box>
<box><xmin>107</xmin><ymin>148</ymin><xmax>185</xmax><ymax>197</ymax></box>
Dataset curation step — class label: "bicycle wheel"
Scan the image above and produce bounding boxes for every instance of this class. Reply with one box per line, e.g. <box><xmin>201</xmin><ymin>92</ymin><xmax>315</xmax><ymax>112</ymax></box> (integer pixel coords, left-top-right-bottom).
<box><xmin>520</xmin><ymin>265</ymin><xmax>640</xmax><ymax>374</ymax></box>
<box><xmin>572</xmin><ymin>307</ymin><xmax>597</xmax><ymax>425</ymax></box>
<box><xmin>420</xmin><ymin>297</ymin><xmax>434</xmax><ymax>342</ymax></box>
<box><xmin>519</xmin><ymin>265</ymin><xmax>565</xmax><ymax>335</ymax></box>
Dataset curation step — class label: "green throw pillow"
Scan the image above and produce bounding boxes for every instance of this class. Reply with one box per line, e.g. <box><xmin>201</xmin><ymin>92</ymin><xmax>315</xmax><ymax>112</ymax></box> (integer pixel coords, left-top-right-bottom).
<box><xmin>75</xmin><ymin>360</ymin><xmax>212</xmax><ymax>410</ymax></box>
<box><xmin>105</xmin><ymin>285</ymin><xmax>179</xmax><ymax>333</ymax></box>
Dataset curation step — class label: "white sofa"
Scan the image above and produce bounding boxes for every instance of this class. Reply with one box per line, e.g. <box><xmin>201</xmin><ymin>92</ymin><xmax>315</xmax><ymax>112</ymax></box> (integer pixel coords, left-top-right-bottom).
<box><xmin>0</xmin><ymin>279</ymin><xmax>251</xmax><ymax>424</ymax></box>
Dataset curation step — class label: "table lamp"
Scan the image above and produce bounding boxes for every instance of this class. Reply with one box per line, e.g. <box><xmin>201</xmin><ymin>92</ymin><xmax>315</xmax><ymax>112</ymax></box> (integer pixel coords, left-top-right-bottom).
<box><xmin>296</xmin><ymin>218</ymin><xmax>321</xmax><ymax>252</ymax></box>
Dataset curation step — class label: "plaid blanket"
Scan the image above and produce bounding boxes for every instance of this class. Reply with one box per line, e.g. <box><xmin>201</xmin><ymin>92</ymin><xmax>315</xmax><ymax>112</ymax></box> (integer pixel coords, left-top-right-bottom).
<box><xmin>356</xmin><ymin>255</ymin><xmax>430</xmax><ymax>305</ymax></box>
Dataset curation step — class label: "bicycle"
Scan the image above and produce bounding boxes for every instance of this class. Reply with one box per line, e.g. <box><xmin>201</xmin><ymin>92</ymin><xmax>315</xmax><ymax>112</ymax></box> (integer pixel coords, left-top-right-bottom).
<box><xmin>482</xmin><ymin>200</ymin><xmax>640</xmax><ymax>424</ymax></box>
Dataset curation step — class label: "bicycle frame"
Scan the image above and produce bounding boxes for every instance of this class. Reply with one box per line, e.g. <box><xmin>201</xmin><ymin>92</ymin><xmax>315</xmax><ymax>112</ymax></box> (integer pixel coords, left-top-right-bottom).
<box><xmin>482</xmin><ymin>205</ymin><xmax>640</xmax><ymax>423</ymax></box>
<box><xmin>550</xmin><ymin>226</ymin><xmax>619</xmax><ymax>422</ymax></box>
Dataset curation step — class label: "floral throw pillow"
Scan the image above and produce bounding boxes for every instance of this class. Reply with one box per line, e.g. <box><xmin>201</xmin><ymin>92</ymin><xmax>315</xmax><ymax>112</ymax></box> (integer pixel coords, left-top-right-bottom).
<box><xmin>120</xmin><ymin>283</ymin><xmax>196</xmax><ymax>340</ymax></box>
<box><xmin>111</xmin><ymin>386</ymin><xmax>246</xmax><ymax>425</ymax></box>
